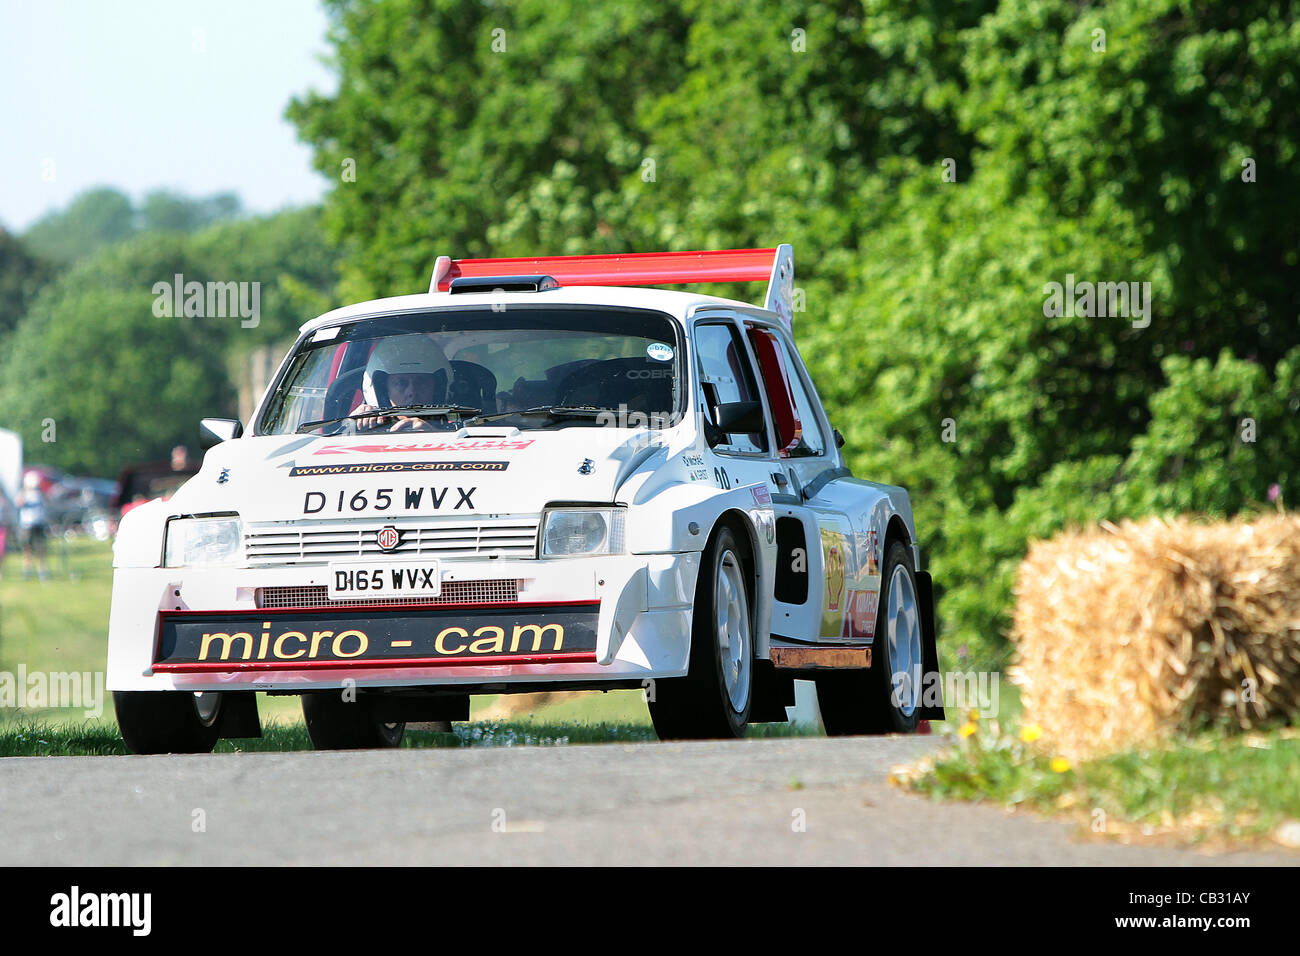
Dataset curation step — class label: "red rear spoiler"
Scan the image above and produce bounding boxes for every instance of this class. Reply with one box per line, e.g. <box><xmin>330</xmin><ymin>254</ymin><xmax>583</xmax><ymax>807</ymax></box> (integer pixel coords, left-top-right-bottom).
<box><xmin>429</xmin><ymin>245</ymin><xmax>795</xmax><ymax>327</ymax></box>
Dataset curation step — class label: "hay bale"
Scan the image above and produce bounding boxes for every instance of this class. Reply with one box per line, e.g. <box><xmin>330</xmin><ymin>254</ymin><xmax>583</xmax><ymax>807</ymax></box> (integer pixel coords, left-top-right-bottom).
<box><xmin>1010</xmin><ymin>513</ymin><xmax>1300</xmax><ymax>758</ymax></box>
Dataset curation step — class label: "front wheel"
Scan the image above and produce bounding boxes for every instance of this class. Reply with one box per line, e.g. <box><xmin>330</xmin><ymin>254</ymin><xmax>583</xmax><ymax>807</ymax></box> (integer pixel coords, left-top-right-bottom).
<box><xmin>301</xmin><ymin>692</ymin><xmax>405</xmax><ymax>750</ymax></box>
<box><xmin>114</xmin><ymin>690</ymin><xmax>223</xmax><ymax>754</ymax></box>
<box><xmin>648</xmin><ymin>525</ymin><xmax>755</xmax><ymax>739</ymax></box>
<box><xmin>816</xmin><ymin>539</ymin><xmax>924</xmax><ymax>735</ymax></box>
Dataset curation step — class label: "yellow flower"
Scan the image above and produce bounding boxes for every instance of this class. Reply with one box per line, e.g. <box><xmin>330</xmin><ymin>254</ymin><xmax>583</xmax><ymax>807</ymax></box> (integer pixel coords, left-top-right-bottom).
<box><xmin>958</xmin><ymin>722</ymin><xmax>977</xmax><ymax>738</ymax></box>
<box><xmin>1050</xmin><ymin>757</ymin><xmax>1071</xmax><ymax>773</ymax></box>
<box><xmin>967</xmin><ymin>708</ymin><xmax>980</xmax><ymax>722</ymax></box>
<box><xmin>1020</xmin><ymin>724</ymin><xmax>1043</xmax><ymax>743</ymax></box>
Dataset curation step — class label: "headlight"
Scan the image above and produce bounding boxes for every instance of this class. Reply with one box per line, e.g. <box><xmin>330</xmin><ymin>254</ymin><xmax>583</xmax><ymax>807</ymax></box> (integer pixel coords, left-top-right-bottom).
<box><xmin>540</xmin><ymin>508</ymin><xmax>625</xmax><ymax>557</ymax></box>
<box><xmin>164</xmin><ymin>516</ymin><xmax>244</xmax><ymax>567</ymax></box>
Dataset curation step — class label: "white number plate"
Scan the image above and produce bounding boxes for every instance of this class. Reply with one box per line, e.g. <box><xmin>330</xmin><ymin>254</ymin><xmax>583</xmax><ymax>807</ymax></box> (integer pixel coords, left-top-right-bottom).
<box><xmin>327</xmin><ymin>560</ymin><xmax>442</xmax><ymax>600</ymax></box>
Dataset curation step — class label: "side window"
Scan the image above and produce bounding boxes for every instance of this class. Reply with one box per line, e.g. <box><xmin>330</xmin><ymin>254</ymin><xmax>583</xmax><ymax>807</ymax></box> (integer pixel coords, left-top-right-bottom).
<box><xmin>747</xmin><ymin>326</ymin><xmax>803</xmax><ymax>456</ymax></box>
<box><xmin>694</xmin><ymin>322</ymin><xmax>767</xmax><ymax>455</ymax></box>
<box><xmin>770</xmin><ymin>333</ymin><xmax>826</xmax><ymax>457</ymax></box>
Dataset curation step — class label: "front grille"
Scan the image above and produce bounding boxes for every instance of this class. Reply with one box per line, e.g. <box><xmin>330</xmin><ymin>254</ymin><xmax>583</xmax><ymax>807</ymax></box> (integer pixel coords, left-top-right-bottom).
<box><xmin>256</xmin><ymin>579</ymin><xmax>521</xmax><ymax>609</ymax></box>
<box><xmin>243</xmin><ymin>517</ymin><xmax>539</xmax><ymax>567</ymax></box>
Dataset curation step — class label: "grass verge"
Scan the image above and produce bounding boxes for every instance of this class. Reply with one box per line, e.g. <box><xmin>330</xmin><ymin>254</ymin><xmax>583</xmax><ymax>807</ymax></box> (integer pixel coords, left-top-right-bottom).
<box><xmin>894</xmin><ymin>716</ymin><xmax>1300</xmax><ymax>850</ymax></box>
<box><xmin>0</xmin><ymin>715</ymin><xmax>816</xmax><ymax>756</ymax></box>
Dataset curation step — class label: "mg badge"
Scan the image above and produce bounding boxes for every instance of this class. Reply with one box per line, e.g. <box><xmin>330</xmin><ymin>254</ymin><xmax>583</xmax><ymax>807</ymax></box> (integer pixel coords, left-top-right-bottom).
<box><xmin>376</xmin><ymin>526</ymin><xmax>401</xmax><ymax>552</ymax></box>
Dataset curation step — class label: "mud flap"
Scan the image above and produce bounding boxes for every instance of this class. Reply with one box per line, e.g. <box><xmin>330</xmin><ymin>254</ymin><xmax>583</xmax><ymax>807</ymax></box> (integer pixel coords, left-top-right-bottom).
<box><xmin>915</xmin><ymin>571</ymin><xmax>946</xmax><ymax>721</ymax></box>
<box><xmin>215</xmin><ymin>692</ymin><xmax>263</xmax><ymax>739</ymax></box>
<box><xmin>750</xmin><ymin>660</ymin><xmax>796</xmax><ymax>722</ymax></box>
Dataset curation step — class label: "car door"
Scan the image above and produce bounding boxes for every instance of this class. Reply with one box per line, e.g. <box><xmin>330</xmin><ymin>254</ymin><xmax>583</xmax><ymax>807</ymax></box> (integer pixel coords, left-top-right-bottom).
<box><xmin>690</xmin><ymin>316</ymin><xmax>781</xmax><ymax>500</ymax></box>
<box><xmin>743</xmin><ymin>321</ymin><xmax>878</xmax><ymax>645</ymax></box>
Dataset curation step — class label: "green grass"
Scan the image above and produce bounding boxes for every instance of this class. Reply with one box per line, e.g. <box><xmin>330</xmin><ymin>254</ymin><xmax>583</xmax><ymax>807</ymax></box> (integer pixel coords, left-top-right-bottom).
<box><xmin>900</xmin><ymin>720</ymin><xmax>1300</xmax><ymax>847</ymax></box>
<box><xmin>0</xmin><ymin>715</ymin><xmax>817</xmax><ymax>756</ymax></box>
<box><xmin>0</xmin><ymin>535</ymin><xmax>116</xmax><ymax>725</ymax></box>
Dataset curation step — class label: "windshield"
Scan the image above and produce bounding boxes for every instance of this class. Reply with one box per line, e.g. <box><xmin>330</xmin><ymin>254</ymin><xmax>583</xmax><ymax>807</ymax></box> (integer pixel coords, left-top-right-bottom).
<box><xmin>258</xmin><ymin>307</ymin><xmax>684</xmax><ymax>436</ymax></box>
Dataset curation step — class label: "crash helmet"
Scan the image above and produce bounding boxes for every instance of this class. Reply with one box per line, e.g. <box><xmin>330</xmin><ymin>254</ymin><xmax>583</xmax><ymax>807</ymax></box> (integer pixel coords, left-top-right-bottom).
<box><xmin>361</xmin><ymin>335</ymin><xmax>452</xmax><ymax>408</ymax></box>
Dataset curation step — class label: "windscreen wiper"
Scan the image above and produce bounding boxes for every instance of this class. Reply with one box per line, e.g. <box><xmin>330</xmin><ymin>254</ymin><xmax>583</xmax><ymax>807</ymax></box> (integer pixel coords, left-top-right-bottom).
<box><xmin>466</xmin><ymin>405</ymin><xmax>619</xmax><ymax>425</ymax></box>
<box><xmin>297</xmin><ymin>405</ymin><xmax>482</xmax><ymax>433</ymax></box>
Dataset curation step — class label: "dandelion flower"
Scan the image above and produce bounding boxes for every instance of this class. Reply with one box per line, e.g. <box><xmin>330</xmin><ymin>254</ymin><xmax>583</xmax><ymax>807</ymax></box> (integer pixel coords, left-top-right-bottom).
<box><xmin>958</xmin><ymin>722</ymin><xmax>977</xmax><ymax>738</ymax></box>
<box><xmin>1050</xmin><ymin>757</ymin><xmax>1071</xmax><ymax>773</ymax></box>
<box><xmin>1020</xmin><ymin>724</ymin><xmax>1043</xmax><ymax>743</ymax></box>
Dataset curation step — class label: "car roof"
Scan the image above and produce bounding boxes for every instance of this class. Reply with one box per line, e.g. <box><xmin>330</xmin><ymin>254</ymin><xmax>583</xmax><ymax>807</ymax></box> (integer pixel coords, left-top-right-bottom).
<box><xmin>297</xmin><ymin>285</ymin><xmax>779</xmax><ymax>335</ymax></box>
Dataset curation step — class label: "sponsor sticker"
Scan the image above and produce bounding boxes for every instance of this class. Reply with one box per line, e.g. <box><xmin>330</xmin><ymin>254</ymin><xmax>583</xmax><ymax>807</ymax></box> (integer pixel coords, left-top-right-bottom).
<box><xmin>646</xmin><ymin>343</ymin><xmax>674</xmax><ymax>362</ymax></box>
<box><xmin>313</xmin><ymin>439</ymin><xmax>533</xmax><ymax>456</ymax></box>
<box><xmin>289</xmin><ymin>460</ymin><xmax>508</xmax><ymax>477</ymax></box>
<box><xmin>153</xmin><ymin>604</ymin><xmax>601</xmax><ymax>669</ymax></box>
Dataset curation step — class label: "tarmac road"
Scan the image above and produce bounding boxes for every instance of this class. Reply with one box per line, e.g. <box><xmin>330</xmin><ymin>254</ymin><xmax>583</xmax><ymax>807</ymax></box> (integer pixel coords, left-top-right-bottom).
<box><xmin>0</xmin><ymin>735</ymin><xmax>1295</xmax><ymax>865</ymax></box>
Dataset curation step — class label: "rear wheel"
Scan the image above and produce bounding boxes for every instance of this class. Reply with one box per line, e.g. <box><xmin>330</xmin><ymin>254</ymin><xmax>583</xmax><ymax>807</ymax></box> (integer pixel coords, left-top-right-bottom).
<box><xmin>816</xmin><ymin>539</ymin><xmax>923</xmax><ymax>735</ymax></box>
<box><xmin>113</xmin><ymin>690</ymin><xmax>223</xmax><ymax>754</ymax></box>
<box><xmin>649</xmin><ymin>525</ymin><xmax>755</xmax><ymax>739</ymax></box>
<box><xmin>301</xmin><ymin>692</ymin><xmax>405</xmax><ymax>750</ymax></box>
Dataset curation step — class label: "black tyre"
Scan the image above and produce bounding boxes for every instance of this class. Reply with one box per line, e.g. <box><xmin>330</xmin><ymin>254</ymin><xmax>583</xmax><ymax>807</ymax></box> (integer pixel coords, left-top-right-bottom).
<box><xmin>301</xmin><ymin>692</ymin><xmax>405</xmax><ymax>750</ymax></box>
<box><xmin>649</xmin><ymin>525</ymin><xmax>755</xmax><ymax>739</ymax></box>
<box><xmin>816</xmin><ymin>539</ymin><xmax>923</xmax><ymax>735</ymax></box>
<box><xmin>113</xmin><ymin>690</ymin><xmax>223</xmax><ymax>754</ymax></box>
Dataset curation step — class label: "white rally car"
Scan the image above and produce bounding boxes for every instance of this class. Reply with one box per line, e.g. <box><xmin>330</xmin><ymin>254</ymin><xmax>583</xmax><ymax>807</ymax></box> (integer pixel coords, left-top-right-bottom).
<box><xmin>108</xmin><ymin>246</ymin><xmax>943</xmax><ymax>752</ymax></box>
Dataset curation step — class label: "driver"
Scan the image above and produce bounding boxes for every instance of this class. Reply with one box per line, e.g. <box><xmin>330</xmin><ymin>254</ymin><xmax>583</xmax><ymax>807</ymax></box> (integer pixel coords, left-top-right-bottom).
<box><xmin>352</xmin><ymin>335</ymin><xmax>453</xmax><ymax>431</ymax></box>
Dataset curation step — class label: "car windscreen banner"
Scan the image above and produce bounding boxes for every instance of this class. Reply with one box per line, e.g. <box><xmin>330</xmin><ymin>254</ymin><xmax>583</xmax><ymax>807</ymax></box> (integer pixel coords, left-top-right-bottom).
<box><xmin>153</xmin><ymin>602</ymin><xmax>599</xmax><ymax>670</ymax></box>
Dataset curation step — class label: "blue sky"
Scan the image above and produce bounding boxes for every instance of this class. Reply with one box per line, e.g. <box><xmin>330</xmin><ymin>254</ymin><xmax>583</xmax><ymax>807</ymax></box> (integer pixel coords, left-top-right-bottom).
<box><xmin>0</xmin><ymin>0</ymin><xmax>337</xmax><ymax>232</ymax></box>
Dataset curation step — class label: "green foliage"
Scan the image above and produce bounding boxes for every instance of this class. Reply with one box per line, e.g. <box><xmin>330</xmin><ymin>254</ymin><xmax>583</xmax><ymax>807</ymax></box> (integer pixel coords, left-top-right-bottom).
<box><xmin>288</xmin><ymin>0</ymin><xmax>1299</xmax><ymax>665</ymax></box>
<box><xmin>905</xmin><ymin>721</ymin><xmax>1300</xmax><ymax>845</ymax></box>
<box><xmin>138</xmin><ymin>189</ymin><xmax>242</xmax><ymax>234</ymax></box>
<box><xmin>21</xmin><ymin>187</ymin><xmax>136</xmax><ymax>265</ymax></box>
<box><xmin>188</xmin><ymin>207</ymin><xmax>343</xmax><ymax>346</ymax></box>
<box><xmin>288</xmin><ymin>0</ymin><xmax>695</xmax><ymax>299</ymax></box>
<box><xmin>0</xmin><ymin>228</ymin><xmax>53</xmax><ymax>338</ymax></box>
<box><xmin>21</xmin><ymin>187</ymin><xmax>244</xmax><ymax>266</ymax></box>
<box><xmin>0</xmin><ymin>210</ymin><xmax>340</xmax><ymax>476</ymax></box>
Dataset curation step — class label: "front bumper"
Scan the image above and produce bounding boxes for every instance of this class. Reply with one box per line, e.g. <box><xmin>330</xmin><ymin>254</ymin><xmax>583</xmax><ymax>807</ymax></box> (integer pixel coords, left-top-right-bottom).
<box><xmin>107</xmin><ymin>554</ymin><xmax>700</xmax><ymax>692</ymax></box>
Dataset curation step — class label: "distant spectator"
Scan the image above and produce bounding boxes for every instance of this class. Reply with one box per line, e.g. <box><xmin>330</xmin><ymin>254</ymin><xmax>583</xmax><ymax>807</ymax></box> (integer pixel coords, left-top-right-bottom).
<box><xmin>17</xmin><ymin>471</ymin><xmax>50</xmax><ymax>581</ymax></box>
<box><xmin>171</xmin><ymin>445</ymin><xmax>193</xmax><ymax>471</ymax></box>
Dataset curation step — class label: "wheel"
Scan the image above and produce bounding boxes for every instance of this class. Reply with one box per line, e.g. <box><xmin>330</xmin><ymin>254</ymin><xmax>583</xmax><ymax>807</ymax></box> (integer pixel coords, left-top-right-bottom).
<box><xmin>816</xmin><ymin>539</ymin><xmax>923</xmax><ymax>735</ymax></box>
<box><xmin>649</xmin><ymin>525</ymin><xmax>755</xmax><ymax>739</ymax></box>
<box><xmin>301</xmin><ymin>692</ymin><xmax>405</xmax><ymax>750</ymax></box>
<box><xmin>113</xmin><ymin>690</ymin><xmax>223</xmax><ymax>754</ymax></box>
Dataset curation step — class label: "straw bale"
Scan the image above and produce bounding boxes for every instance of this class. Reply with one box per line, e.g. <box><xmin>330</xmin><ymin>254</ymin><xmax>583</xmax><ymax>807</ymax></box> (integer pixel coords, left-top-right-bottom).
<box><xmin>1009</xmin><ymin>514</ymin><xmax>1300</xmax><ymax>757</ymax></box>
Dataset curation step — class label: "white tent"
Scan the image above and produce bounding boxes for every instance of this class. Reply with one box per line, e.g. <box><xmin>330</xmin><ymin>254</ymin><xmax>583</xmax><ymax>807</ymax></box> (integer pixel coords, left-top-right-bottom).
<box><xmin>0</xmin><ymin>427</ymin><xmax>22</xmax><ymax>511</ymax></box>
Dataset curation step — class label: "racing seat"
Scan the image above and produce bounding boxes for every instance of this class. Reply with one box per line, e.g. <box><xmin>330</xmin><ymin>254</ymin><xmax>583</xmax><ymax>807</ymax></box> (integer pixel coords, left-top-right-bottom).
<box><xmin>321</xmin><ymin>367</ymin><xmax>366</xmax><ymax>426</ymax></box>
<box><xmin>554</xmin><ymin>357</ymin><xmax>673</xmax><ymax>415</ymax></box>
<box><xmin>449</xmin><ymin>360</ymin><xmax>497</xmax><ymax>413</ymax></box>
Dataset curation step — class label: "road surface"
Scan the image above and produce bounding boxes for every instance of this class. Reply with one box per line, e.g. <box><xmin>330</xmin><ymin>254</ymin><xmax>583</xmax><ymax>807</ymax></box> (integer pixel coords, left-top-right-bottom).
<box><xmin>1</xmin><ymin>735</ymin><xmax>1294</xmax><ymax>865</ymax></box>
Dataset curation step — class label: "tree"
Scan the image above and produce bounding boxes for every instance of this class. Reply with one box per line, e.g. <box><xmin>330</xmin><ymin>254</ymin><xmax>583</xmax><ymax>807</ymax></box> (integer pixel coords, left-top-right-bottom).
<box><xmin>139</xmin><ymin>190</ymin><xmax>243</xmax><ymax>234</ymax></box>
<box><xmin>289</xmin><ymin>0</ymin><xmax>1300</xmax><ymax>667</ymax></box>
<box><xmin>22</xmin><ymin>187</ymin><xmax>136</xmax><ymax>265</ymax></box>
<box><xmin>288</xmin><ymin>0</ymin><xmax>694</xmax><ymax>300</ymax></box>
<box><xmin>0</xmin><ymin>237</ymin><xmax>234</xmax><ymax>476</ymax></box>
<box><xmin>0</xmin><ymin>228</ymin><xmax>53</xmax><ymax>338</ymax></box>
<box><xmin>0</xmin><ymin>209</ymin><xmax>340</xmax><ymax>476</ymax></box>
